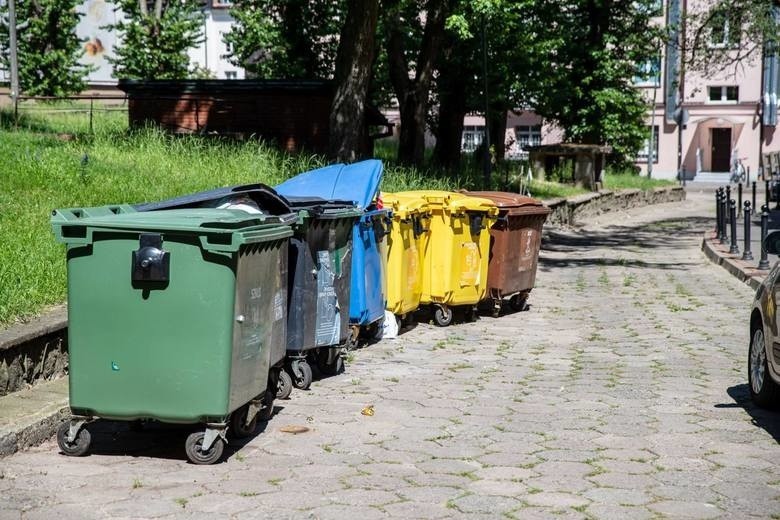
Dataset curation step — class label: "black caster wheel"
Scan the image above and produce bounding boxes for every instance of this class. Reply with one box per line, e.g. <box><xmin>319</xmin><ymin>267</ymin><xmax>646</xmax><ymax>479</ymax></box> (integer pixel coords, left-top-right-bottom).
<box><xmin>276</xmin><ymin>369</ymin><xmax>293</xmax><ymax>400</ymax></box>
<box><xmin>510</xmin><ymin>293</ymin><xmax>528</xmax><ymax>311</ymax></box>
<box><xmin>57</xmin><ymin>422</ymin><xmax>91</xmax><ymax>457</ymax></box>
<box><xmin>230</xmin><ymin>404</ymin><xmax>258</xmax><ymax>438</ymax></box>
<box><xmin>291</xmin><ymin>361</ymin><xmax>313</xmax><ymax>390</ymax></box>
<box><xmin>433</xmin><ymin>305</ymin><xmax>453</xmax><ymax>327</ymax></box>
<box><xmin>319</xmin><ymin>354</ymin><xmax>345</xmax><ymax>376</ymax></box>
<box><xmin>258</xmin><ymin>389</ymin><xmax>276</xmax><ymax>421</ymax></box>
<box><xmin>185</xmin><ymin>432</ymin><xmax>224</xmax><ymax>465</ymax></box>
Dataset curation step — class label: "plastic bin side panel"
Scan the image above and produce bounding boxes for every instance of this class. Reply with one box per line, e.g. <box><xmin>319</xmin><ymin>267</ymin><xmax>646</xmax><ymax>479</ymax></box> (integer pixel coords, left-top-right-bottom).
<box><xmin>228</xmin><ymin>239</ymin><xmax>288</xmax><ymax>412</ymax></box>
<box><xmin>67</xmin><ymin>232</ymin><xmax>235</xmax><ymax>423</ymax></box>
<box><xmin>286</xmin><ymin>236</ymin><xmax>316</xmax><ymax>354</ymax></box>
<box><xmin>449</xmin><ymin>215</ymin><xmax>486</xmax><ymax>306</ymax></box>
<box><xmin>422</xmin><ymin>209</ymin><xmax>454</xmax><ymax>304</ymax></box>
<box><xmin>385</xmin><ymin>219</ymin><xmax>422</xmax><ymax>315</ymax></box>
<box><xmin>349</xmin><ymin>212</ymin><xmax>388</xmax><ymax>326</ymax></box>
<box><xmin>487</xmin><ymin>213</ymin><xmax>547</xmax><ymax>296</ymax></box>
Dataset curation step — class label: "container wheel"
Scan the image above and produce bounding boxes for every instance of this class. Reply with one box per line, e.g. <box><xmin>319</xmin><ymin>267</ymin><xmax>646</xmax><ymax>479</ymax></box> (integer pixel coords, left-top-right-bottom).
<box><xmin>319</xmin><ymin>354</ymin><xmax>345</xmax><ymax>376</ymax></box>
<box><xmin>433</xmin><ymin>305</ymin><xmax>453</xmax><ymax>327</ymax></box>
<box><xmin>258</xmin><ymin>389</ymin><xmax>276</xmax><ymax>421</ymax></box>
<box><xmin>292</xmin><ymin>361</ymin><xmax>313</xmax><ymax>390</ymax></box>
<box><xmin>229</xmin><ymin>404</ymin><xmax>258</xmax><ymax>438</ymax></box>
<box><xmin>57</xmin><ymin>422</ymin><xmax>91</xmax><ymax>457</ymax></box>
<box><xmin>509</xmin><ymin>293</ymin><xmax>528</xmax><ymax>312</ymax></box>
<box><xmin>491</xmin><ymin>306</ymin><xmax>501</xmax><ymax>318</ymax></box>
<box><xmin>277</xmin><ymin>370</ymin><xmax>293</xmax><ymax>400</ymax></box>
<box><xmin>185</xmin><ymin>432</ymin><xmax>224</xmax><ymax>465</ymax></box>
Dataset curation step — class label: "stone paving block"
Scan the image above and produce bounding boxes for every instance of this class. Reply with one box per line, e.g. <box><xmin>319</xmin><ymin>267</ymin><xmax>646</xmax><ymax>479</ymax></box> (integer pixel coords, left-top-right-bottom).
<box><xmin>647</xmin><ymin>499</ymin><xmax>722</xmax><ymax>518</ymax></box>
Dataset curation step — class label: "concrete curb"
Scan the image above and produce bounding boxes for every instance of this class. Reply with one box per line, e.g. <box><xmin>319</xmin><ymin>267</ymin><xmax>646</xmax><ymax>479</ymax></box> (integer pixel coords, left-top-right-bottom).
<box><xmin>0</xmin><ymin>378</ymin><xmax>69</xmax><ymax>457</ymax></box>
<box><xmin>700</xmin><ymin>231</ymin><xmax>768</xmax><ymax>290</ymax></box>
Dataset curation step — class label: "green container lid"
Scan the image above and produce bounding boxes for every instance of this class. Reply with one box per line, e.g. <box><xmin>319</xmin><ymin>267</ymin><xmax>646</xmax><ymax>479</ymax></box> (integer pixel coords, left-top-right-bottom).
<box><xmin>52</xmin><ymin>205</ymin><xmax>295</xmax><ymax>252</ymax></box>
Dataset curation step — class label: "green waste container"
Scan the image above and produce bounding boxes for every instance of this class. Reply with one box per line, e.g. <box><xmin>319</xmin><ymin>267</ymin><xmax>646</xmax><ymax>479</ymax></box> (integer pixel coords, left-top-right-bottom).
<box><xmin>51</xmin><ymin>204</ymin><xmax>296</xmax><ymax>464</ymax></box>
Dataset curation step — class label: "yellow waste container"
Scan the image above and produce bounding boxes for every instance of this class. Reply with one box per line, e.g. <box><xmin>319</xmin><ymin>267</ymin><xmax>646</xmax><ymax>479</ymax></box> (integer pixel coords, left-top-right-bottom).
<box><xmin>395</xmin><ymin>191</ymin><xmax>498</xmax><ymax>326</ymax></box>
<box><xmin>383</xmin><ymin>193</ymin><xmax>430</xmax><ymax>325</ymax></box>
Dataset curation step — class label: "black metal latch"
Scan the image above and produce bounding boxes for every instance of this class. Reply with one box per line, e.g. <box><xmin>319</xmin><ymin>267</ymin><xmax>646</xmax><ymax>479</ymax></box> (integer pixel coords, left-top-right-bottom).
<box><xmin>469</xmin><ymin>213</ymin><xmax>484</xmax><ymax>236</ymax></box>
<box><xmin>132</xmin><ymin>233</ymin><xmax>170</xmax><ymax>283</ymax></box>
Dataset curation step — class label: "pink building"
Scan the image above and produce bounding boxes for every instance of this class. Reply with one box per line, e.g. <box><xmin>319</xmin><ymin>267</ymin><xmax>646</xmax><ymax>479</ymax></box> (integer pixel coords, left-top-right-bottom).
<box><xmin>456</xmin><ymin>0</ymin><xmax>777</xmax><ymax>181</ymax></box>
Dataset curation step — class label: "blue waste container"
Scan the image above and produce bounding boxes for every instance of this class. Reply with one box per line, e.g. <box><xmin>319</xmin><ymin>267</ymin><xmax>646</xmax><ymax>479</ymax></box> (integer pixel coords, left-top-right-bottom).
<box><xmin>276</xmin><ymin>160</ymin><xmax>391</xmax><ymax>347</ymax></box>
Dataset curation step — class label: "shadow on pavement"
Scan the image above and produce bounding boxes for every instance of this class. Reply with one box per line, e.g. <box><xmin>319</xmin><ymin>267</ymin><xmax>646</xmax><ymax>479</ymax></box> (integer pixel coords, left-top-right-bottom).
<box><xmin>69</xmin><ymin>409</ymin><xmax>282</xmax><ymax>463</ymax></box>
<box><xmin>715</xmin><ymin>384</ymin><xmax>780</xmax><ymax>443</ymax></box>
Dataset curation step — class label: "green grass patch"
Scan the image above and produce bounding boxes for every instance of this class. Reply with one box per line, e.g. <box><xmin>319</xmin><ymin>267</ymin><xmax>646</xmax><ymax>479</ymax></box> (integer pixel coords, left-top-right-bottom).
<box><xmin>603</xmin><ymin>171</ymin><xmax>676</xmax><ymax>190</ymax></box>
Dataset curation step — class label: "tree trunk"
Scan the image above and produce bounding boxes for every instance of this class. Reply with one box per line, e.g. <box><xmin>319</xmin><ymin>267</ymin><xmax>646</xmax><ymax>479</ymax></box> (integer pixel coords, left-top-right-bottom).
<box><xmin>488</xmin><ymin>106</ymin><xmax>508</xmax><ymax>162</ymax></box>
<box><xmin>433</xmin><ymin>42</ymin><xmax>467</xmax><ymax>170</ymax></box>
<box><xmin>328</xmin><ymin>0</ymin><xmax>379</xmax><ymax>162</ymax></box>
<box><xmin>386</xmin><ymin>0</ymin><xmax>449</xmax><ymax>166</ymax></box>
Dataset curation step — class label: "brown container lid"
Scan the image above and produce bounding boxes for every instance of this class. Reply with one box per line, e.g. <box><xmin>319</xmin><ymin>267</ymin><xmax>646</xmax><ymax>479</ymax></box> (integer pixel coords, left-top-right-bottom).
<box><xmin>464</xmin><ymin>191</ymin><xmax>550</xmax><ymax>215</ymax></box>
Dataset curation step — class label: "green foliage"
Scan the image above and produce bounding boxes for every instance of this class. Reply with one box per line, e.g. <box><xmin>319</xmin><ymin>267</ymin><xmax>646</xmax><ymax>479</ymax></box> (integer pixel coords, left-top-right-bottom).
<box><xmin>0</xmin><ymin>0</ymin><xmax>90</xmax><ymax>96</ymax></box>
<box><xmin>523</xmin><ymin>0</ymin><xmax>664</xmax><ymax>164</ymax></box>
<box><xmin>108</xmin><ymin>0</ymin><xmax>204</xmax><ymax>79</ymax></box>
<box><xmin>225</xmin><ymin>0</ymin><xmax>344</xmax><ymax>78</ymax></box>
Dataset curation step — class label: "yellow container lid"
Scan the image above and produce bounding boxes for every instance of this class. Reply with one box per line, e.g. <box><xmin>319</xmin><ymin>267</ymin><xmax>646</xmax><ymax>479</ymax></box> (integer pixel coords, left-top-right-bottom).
<box><xmin>383</xmin><ymin>192</ymin><xmax>430</xmax><ymax>220</ymax></box>
<box><xmin>396</xmin><ymin>190</ymin><xmax>498</xmax><ymax>216</ymax></box>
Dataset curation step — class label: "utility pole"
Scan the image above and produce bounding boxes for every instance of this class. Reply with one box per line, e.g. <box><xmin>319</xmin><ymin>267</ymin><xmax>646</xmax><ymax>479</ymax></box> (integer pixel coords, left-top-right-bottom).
<box><xmin>8</xmin><ymin>0</ymin><xmax>20</xmax><ymax>123</ymax></box>
<box><xmin>481</xmin><ymin>15</ymin><xmax>491</xmax><ymax>190</ymax></box>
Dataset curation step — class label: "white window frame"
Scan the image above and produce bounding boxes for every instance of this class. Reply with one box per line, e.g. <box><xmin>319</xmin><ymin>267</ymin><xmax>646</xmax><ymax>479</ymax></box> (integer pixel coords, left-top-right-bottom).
<box><xmin>636</xmin><ymin>125</ymin><xmax>659</xmax><ymax>163</ymax></box>
<box><xmin>461</xmin><ymin>125</ymin><xmax>485</xmax><ymax>153</ymax></box>
<box><xmin>514</xmin><ymin>125</ymin><xmax>542</xmax><ymax>151</ymax></box>
<box><xmin>212</xmin><ymin>0</ymin><xmax>233</xmax><ymax>8</ymax></box>
<box><xmin>707</xmin><ymin>85</ymin><xmax>738</xmax><ymax>104</ymax></box>
<box><xmin>633</xmin><ymin>56</ymin><xmax>661</xmax><ymax>87</ymax></box>
<box><xmin>709</xmin><ymin>11</ymin><xmax>739</xmax><ymax>48</ymax></box>
<box><xmin>225</xmin><ymin>71</ymin><xmax>238</xmax><ymax>80</ymax></box>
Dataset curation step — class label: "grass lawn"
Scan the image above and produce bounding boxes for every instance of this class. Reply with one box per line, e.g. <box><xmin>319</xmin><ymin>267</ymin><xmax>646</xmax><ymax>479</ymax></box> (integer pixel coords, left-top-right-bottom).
<box><xmin>0</xmin><ymin>106</ymin><xmax>676</xmax><ymax>326</ymax></box>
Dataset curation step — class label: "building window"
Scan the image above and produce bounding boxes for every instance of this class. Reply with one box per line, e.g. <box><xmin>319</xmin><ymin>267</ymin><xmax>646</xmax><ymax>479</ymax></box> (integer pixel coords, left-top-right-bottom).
<box><xmin>633</xmin><ymin>56</ymin><xmax>661</xmax><ymax>87</ymax></box>
<box><xmin>212</xmin><ymin>0</ymin><xmax>233</xmax><ymax>7</ymax></box>
<box><xmin>225</xmin><ymin>71</ymin><xmax>237</xmax><ymax>80</ymax></box>
<box><xmin>514</xmin><ymin>125</ymin><xmax>542</xmax><ymax>150</ymax></box>
<box><xmin>462</xmin><ymin>125</ymin><xmax>485</xmax><ymax>153</ymax></box>
<box><xmin>709</xmin><ymin>9</ymin><xmax>740</xmax><ymax>47</ymax></box>
<box><xmin>635</xmin><ymin>0</ymin><xmax>662</xmax><ymax>17</ymax></box>
<box><xmin>707</xmin><ymin>86</ymin><xmax>738</xmax><ymax>103</ymax></box>
<box><xmin>637</xmin><ymin>125</ymin><xmax>659</xmax><ymax>163</ymax></box>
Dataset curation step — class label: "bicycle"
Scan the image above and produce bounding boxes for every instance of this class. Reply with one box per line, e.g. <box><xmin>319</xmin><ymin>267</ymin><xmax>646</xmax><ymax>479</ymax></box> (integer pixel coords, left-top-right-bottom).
<box><xmin>730</xmin><ymin>156</ymin><xmax>747</xmax><ymax>184</ymax></box>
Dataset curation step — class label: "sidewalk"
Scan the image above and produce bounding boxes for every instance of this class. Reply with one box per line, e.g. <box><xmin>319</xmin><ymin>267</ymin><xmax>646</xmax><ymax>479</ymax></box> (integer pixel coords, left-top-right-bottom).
<box><xmin>699</xmin><ymin>181</ymin><xmax>780</xmax><ymax>289</ymax></box>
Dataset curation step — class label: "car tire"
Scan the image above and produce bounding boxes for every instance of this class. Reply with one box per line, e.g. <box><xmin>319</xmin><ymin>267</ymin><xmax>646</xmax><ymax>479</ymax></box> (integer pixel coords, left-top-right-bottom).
<box><xmin>748</xmin><ymin>325</ymin><xmax>780</xmax><ymax>408</ymax></box>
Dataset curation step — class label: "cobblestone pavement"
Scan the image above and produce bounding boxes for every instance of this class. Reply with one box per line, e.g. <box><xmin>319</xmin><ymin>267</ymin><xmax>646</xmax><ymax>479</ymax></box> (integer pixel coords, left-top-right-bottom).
<box><xmin>2</xmin><ymin>191</ymin><xmax>779</xmax><ymax>519</ymax></box>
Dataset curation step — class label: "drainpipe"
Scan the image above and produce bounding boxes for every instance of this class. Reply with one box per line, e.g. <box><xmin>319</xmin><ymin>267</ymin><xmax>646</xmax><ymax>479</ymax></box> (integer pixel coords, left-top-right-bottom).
<box><xmin>677</xmin><ymin>0</ymin><xmax>687</xmax><ymax>185</ymax></box>
<box><xmin>648</xmin><ymin>85</ymin><xmax>657</xmax><ymax>178</ymax></box>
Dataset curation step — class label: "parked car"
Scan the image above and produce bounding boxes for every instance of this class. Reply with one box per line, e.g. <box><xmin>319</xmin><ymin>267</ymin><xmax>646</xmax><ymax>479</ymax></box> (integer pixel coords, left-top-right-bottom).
<box><xmin>749</xmin><ymin>232</ymin><xmax>780</xmax><ymax>408</ymax></box>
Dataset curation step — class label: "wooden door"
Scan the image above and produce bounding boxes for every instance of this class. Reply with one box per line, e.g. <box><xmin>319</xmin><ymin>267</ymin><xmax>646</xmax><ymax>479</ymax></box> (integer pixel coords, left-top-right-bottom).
<box><xmin>711</xmin><ymin>128</ymin><xmax>732</xmax><ymax>172</ymax></box>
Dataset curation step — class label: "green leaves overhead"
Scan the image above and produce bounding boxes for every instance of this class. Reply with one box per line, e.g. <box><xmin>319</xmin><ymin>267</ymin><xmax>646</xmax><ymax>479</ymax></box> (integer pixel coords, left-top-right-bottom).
<box><xmin>0</xmin><ymin>0</ymin><xmax>91</xmax><ymax>96</ymax></box>
<box><xmin>107</xmin><ymin>0</ymin><xmax>204</xmax><ymax>80</ymax></box>
<box><xmin>224</xmin><ymin>0</ymin><xmax>344</xmax><ymax>79</ymax></box>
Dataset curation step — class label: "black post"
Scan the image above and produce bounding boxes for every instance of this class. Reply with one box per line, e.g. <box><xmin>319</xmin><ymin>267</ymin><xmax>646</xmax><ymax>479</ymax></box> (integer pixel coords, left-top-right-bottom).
<box><xmin>729</xmin><ymin>200</ymin><xmax>739</xmax><ymax>254</ymax></box>
<box><xmin>719</xmin><ymin>189</ymin><xmax>728</xmax><ymax>243</ymax></box>
<box><xmin>743</xmin><ymin>201</ymin><xmax>754</xmax><ymax>261</ymax></box>
<box><xmin>752</xmin><ymin>181</ymin><xmax>757</xmax><ymax>214</ymax></box>
<box><xmin>737</xmin><ymin>183</ymin><xmax>743</xmax><ymax>218</ymax></box>
<box><xmin>715</xmin><ymin>188</ymin><xmax>722</xmax><ymax>236</ymax></box>
<box><xmin>766</xmin><ymin>180</ymin><xmax>770</xmax><ymax>212</ymax></box>
<box><xmin>725</xmin><ymin>186</ymin><xmax>731</xmax><ymax>224</ymax></box>
<box><xmin>759</xmin><ymin>205</ymin><xmax>771</xmax><ymax>270</ymax></box>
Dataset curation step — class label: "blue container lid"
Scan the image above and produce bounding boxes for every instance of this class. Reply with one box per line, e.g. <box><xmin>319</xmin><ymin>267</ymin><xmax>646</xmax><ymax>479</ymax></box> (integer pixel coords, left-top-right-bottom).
<box><xmin>275</xmin><ymin>160</ymin><xmax>383</xmax><ymax>210</ymax></box>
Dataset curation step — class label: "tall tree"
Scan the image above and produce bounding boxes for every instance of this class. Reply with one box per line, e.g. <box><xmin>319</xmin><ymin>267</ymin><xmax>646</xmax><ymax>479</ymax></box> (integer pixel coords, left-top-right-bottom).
<box><xmin>0</xmin><ymin>0</ymin><xmax>90</xmax><ymax>96</ymax></box>
<box><xmin>329</xmin><ymin>0</ymin><xmax>379</xmax><ymax>161</ymax></box>
<box><xmin>108</xmin><ymin>0</ymin><xmax>203</xmax><ymax>79</ymax></box>
<box><xmin>225</xmin><ymin>0</ymin><xmax>344</xmax><ymax>79</ymax></box>
<box><xmin>384</xmin><ymin>0</ymin><xmax>450</xmax><ymax>166</ymax></box>
<box><xmin>523</xmin><ymin>0</ymin><xmax>663</xmax><ymax>163</ymax></box>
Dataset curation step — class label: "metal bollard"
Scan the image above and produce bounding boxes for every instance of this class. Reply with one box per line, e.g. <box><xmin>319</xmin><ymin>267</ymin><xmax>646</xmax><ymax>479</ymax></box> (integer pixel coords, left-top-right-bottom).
<box><xmin>719</xmin><ymin>189</ymin><xmax>728</xmax><ymax>243</ymax></box>
<box><xmin>759</xmin><ymin>205</ymin><xmax>771</xmax><ymax>270</ymax></box>
<box><xmin>752</xmin><ymin>181</ymin><xmax>757</xmax><ymax>215</ymax></box>
<box><xmin>742</xmin><ymin>201</ymin><xmax>754</xmax><ymax>261</ymax></box>
<box><xmin>737</xmin><ymin>183</ymin><xmax>743</xmax><ymax>218</ymax></box>
<box><xmin>729</xmin><ymin>199</ymin><xmax>740</xmax><ymax>254</ymax></box>
<box><xmin>766</xmin><ymin>180</ymin><xmax>771</xmax><ymax>212</ymax></box>
<box><xmin>715</xmin><ymin>188</ymin><xmax>722</xmax><ymax>236</ymax></box>
<box><xmin>719</xmin><ymin>188</ymin><xmax>729</xmax><ymax>244</ymax></box>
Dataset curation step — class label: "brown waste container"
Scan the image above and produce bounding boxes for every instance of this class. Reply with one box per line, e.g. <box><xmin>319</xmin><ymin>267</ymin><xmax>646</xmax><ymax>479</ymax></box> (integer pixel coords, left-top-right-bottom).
<box><xmin>464</xmin><ymin>191</ymin><xmax>551</xmax><ymax>316</ymax></box>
